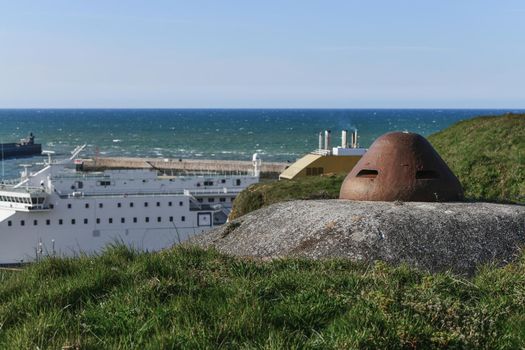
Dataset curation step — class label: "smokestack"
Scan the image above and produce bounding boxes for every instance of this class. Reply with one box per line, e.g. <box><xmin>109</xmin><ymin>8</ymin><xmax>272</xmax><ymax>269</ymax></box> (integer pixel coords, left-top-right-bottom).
<box><xmin>341</xmin><ymin>130</ymin><xmax>348</xmax><ymax>148</ymax></box>
<box><xmin>324</xmin><ymin>130</ymin><xmax>331</xmax><ymax>150</ymax></box>
<box><xmin>318</xmin><ymin>131</ymin><xmax>323</xmax><ymax>150</ymax></box>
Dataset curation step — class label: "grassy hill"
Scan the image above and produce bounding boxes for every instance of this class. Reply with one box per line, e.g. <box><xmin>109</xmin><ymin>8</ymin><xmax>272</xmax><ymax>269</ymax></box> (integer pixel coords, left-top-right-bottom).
<box><xmin>428</xmin><ymin>113</ymin><xmax>525</xmax><ymax>203</ymax></box>
<box><xmin>231</xmin><ymin>113</ymin><xmax>525</xmax><ymax>219</ymax></box>
<box><xmin>229</xmin><ymin>174</ymin><xmax>345</xmax><ymax>220</ymax></box>
<box><xmin>1</xmin><ymin>245</ymin><xmax>525</xmax><ymax>349</ymax></box>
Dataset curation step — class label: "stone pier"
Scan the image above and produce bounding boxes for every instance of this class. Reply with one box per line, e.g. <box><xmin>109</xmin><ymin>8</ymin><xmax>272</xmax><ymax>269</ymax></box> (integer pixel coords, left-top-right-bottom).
<box><xmin>79</xmin><ymin>157</ymin><xmax>289</xmax><ymax>179</ymax></box>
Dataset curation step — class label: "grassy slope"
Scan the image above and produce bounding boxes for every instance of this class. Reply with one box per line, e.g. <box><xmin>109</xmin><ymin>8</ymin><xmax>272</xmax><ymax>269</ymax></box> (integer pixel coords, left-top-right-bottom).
<box><xmin>1</xmin><ymin>245</ymin><xmax>525</xmax><ymax>349</ymax></box>
<box><xmin>229</xmin><ymin>174</ymin><xmax>345</xmax><ymax>220</ymax></box>
<box><xmin>231</xmin><ymin>113</ymin><xmax>525</xmax><ymax>219</ymax></box>
<box><xmin>428</xmin><ymin>113</ymin><xmax>525</xmax><ymax>203</ymax></box>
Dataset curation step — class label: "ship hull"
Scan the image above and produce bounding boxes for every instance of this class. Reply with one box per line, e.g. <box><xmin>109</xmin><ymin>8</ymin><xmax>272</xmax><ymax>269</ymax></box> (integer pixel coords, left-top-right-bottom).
<box><xmin>0</xmin><ymin>209</ymin><xmax>211</xmax><ymax>264</ymax></box>
<box><xmin>1</xmin><ymin>143</ymin><xmax>42</xmax><ymax>159</ymax></box>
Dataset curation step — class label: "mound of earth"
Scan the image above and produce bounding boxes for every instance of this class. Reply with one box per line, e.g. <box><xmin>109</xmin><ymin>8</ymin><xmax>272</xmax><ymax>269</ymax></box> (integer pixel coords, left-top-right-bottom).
<box><xmin>191</xmin><ymin>200</ymin><xmax>525</xmax><ymax>275</ymax></box>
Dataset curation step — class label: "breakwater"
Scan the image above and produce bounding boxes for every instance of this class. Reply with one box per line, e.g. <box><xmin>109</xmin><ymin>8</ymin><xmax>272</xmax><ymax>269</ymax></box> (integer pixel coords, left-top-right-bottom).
<box><xmin>80</xmin><ymin>157</ymin><xmax>289</xmax><ymax>179</ymax></box>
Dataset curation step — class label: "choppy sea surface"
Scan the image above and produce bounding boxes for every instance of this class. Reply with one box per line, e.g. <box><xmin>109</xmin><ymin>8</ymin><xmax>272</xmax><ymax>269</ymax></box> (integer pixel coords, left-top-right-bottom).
<box><xmin>0</xmin><ymin>109</ymin><xmax>522</xmax><ymax>179</ymax></box>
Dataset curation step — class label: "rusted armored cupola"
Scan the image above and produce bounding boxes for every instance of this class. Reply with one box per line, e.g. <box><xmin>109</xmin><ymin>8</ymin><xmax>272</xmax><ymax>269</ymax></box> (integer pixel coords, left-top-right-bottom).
<box><xmin>339</xmin><ymin>131</ymin><xmax>464</xmax><ymax>202</ymax></box>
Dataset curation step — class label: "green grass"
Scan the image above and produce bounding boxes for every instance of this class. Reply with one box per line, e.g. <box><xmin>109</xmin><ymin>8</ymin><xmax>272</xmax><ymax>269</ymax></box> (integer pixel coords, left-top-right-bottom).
<box><xmin>1</xmin><ymin>244</ymin><xmax>525</xmax><ymax>349</ymax></box>
<box><xmin>230</xmin><ymin>174</ymin><xmax>345</xmax><ymax>219</ymax></box>
<box><xmin>231</xmin><ymin>113</ymin><xmax>525</xmax><ymax>219</ymax></box>
<box><xmin>428</xmin><ymin>113</ymin><xmax>525</xmax><ymax>203</ymax></box>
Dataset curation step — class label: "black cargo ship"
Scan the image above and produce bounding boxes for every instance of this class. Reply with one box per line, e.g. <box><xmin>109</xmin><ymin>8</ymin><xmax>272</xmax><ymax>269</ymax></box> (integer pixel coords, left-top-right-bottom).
<box><xmin>0</xmin><ymin>133</ymin><xmax>42</xmax><ymax>160</ymax></box>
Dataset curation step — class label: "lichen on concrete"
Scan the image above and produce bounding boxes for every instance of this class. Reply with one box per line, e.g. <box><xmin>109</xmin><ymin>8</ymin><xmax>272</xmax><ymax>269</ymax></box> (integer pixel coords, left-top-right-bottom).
<box><xmin>190</xmin><ymin>200</ymin><xmax>525</xmax><ymax>275</ymax></box>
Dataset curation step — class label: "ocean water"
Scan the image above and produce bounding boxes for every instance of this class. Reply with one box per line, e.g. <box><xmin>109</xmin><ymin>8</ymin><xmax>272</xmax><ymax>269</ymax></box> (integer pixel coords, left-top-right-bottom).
<box><xmin>0</xmin><ymin>109</ymin><xmax>522</xmax><ymax>179</ymax></box>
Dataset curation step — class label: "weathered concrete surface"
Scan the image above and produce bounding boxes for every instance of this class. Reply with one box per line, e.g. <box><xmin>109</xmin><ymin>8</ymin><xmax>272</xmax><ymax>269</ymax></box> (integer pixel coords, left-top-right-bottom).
<box><xmin>191</xmin><ymin>200</ymin><xmax>525</xmax><ymax>275</ymax></box>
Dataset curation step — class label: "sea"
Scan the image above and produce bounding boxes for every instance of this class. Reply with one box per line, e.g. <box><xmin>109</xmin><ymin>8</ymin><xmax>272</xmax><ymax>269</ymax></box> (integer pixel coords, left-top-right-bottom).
<box><xmin>0</xmin><ymin>109</ymin><xmax>522</xmax><ymax>180</ymax></box>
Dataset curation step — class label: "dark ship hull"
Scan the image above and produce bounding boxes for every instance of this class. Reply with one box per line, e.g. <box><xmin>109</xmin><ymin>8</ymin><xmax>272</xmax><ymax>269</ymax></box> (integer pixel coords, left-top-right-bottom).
<box><xmin>1</xmin><ymin>143</ymin><xmax>42</xmax><ymax>159</ymax></box>
<box><xmin>0</xmin><ymin>133</ymin><xmax>42</xmax><ymax>160</ymax></box>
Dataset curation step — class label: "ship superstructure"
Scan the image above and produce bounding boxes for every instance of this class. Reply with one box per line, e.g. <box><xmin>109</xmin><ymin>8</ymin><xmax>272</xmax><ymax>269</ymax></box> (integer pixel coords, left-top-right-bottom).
<box><xmin>0</xmin><ymin>147</ymin><xmax>261</xmax><ymax>264</ymax></box>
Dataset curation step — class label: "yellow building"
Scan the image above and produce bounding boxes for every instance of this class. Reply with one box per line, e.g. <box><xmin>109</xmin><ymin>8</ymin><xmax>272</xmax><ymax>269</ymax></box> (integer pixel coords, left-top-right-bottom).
<box><xmin>279</xmin><ymin>151</ymin><xmax>365</xmax><ymax>180</ymax></box>
<box><xmin>279</xmin><ymin>129</ymin><xmax>367</xmax><ymax>180</ymax></box>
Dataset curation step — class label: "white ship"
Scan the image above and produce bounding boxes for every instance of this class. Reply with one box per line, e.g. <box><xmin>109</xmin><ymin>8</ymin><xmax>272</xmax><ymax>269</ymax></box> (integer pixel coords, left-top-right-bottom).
<box><xmin>0</xmin><ymin>146</ymin><xmax>261</xmax><ymax>264</ymax></box>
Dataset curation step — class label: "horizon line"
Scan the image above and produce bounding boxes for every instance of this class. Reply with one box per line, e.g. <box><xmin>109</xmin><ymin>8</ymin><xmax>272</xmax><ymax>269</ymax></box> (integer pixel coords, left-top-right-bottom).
<box><xmin>0</xmin><ymin>107</ymin><xmax>524</xmax><ymax>110</ymax></box>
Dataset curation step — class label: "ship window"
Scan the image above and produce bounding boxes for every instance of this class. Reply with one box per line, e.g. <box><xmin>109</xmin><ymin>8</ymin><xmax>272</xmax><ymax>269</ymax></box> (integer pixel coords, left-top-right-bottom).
<box><xmin>99</xmin><ymin>203</ymin><xmax>103</xmax><ymax>208</ymax></box>
<box><xmin>77</xmin><ymin>181</ymin><xmax>83</xmax><ymax>189</ymax></box>
<box><xmin>38</xmin><ymin>198</ymin><xmax>44</xmax><ymax>204</ymax></box>
<box><xmin>68</xmin><ymin>203</ymin><xmax>72</xmax><ymax>209</ymax></box>
<box><xmin>117</xmin><ymin>203</ymin><xmax>122</xmax><ymax>208</ymax></box>
<box><xmin>130</xmin><ymin>202</ymin><xmax>134</xmax><ymax>208</ymax></box>
<box><xmin>85</xmin><ymin>203</ymin><xmax>90</xmax><ymax>209</ymax></box>
<box><xmin>145</xmin><ymin>217</ymin><xmax>149</xmax><ymax>223</ymax></box>
<box><xmin>133</xmin><ymin>217</ymin><xmax>137</xmax><ymax>223</ymax></box>
<box><xmin>144</xmin><ymin>202</ymin><xmax>148</xmax><ymax>207</ymax></box>
<box><xmin>32</xmin><ymin>198</ymin><xmax>38</xmax><ymax>205</ymax></box>
<box><xmin>7</xmin><ymin>220</ymin><xmax>12</xmax><ymax>227</ymax></box>
<box><xmin>109</xmin><ymin>218</ymin><xmax>113</xmax><ymax>224</ymax></box>
<box><xmin>121</xmin><ymin>218</ymin><xmax>125</xmax><ymax>223</ymax></box>
<box><xmin>181</xmin><ymin>216</ymin><xmax>185</xmax><ymax>222</ymax></box>
<box><xmin>356</xmin><ymin>169</ymin><xmax>378</xmax><ymax>178</ymax></box>
<box><xmin>50</xmin><ymin>204</ymin><xmax>54</xmax><ymax>209</ymax></box>
<box><xmin>236</xmin><ymin>179</ymin><xmax>241</xmax><ymax>186</ymax></box>
<box><xmin>20</xmin><ymin>220</ymin><xmax>25</xmax><ymax>226</ymax></box>
<box><xmin>197</xmin><ymin>198</ymin><xmax>203</xmax><ymax>203</ymax></box>
<box><xmin>168</xmin><ymin>201</ymin><xmax>172</xmax><ymax>207</ymax></box>
<box><xmin>59</xmin><ymin>219</ymin><xmax>63</xmax><ymax>225</ymax></box>
<box><xmin>208</xmin><ymin>198</ymin><xmax>215</xmax><ymax>202</ymax></box>
<box><xmin>33</xmin><ymin>220</ymin><xmax>37</xmax><ymax>226</ymax></box>
<box><xmin>204</xmin><ymin>181</ymin><xmax>213</xmax><ymax>186</ymax></box>
<box><xmin>179</xmin><ymin>201</ymin><xmax>183</xmax><ymax>206</ymax></box>
<box><xmin>157</xmin><ymin>217</ymin><xmax>161</xmax><ymax>222</ymax></box>
<box><xmin>96</xmin><ymin>218</ymin><xmax>100</xmax><ymax>224</ymax></box>
<box><xmin>221</xmin><ymin>179</ymin><xmax>226</xmax><ymax>184</ymax></box>
<box><xmin>220</xmin><ymin>198</ymin><xmax>226</xmax><ymax>202</ymax></box>
<box><xmin>84</xmin><ymin>218</ymin><xmax>88</xmax><ymax>224</ymax></box>
<box><xmin>71</xmin><ymin>219</ymin><xmax>76</xmax><ymax>225</ymax></box>
<box><xmin>46</xmin><ymin>219</ymin><xmax>50</xmax><ymax>225</ymax></box>
<box><xmin>169</xmin><ymin>216</ymin><xmax>173</xmax><ymax>222</ymax></box>
<box><xmin>156</xmin><ymin>202</ymin><xmax>160</xmax><ymax>207</ymax></box>
<box><xmin>98</xmin><ymin>180</ymin><xmax>111</xmax><ymax>186</ymax></box>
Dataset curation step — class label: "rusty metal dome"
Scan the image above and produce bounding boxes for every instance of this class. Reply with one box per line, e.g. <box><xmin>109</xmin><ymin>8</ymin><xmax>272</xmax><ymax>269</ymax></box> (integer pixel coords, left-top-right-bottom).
<box><xmin>339</xmin><ymin>131</ymin><xmax>464</xmax><ymax>202</ymax></box>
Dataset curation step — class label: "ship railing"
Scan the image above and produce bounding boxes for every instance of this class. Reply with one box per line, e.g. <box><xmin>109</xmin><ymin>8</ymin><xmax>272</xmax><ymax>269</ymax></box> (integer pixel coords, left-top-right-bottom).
<box><xmin>52</xmin><ymin>173</ymin><xmax>110</xmax><ymax>180</ymax></box>
<box><xmin>184</xmin><ymin>188</ymin><xmax>239</xmax><ymax>196</ymax></box>
<box><xmin>158</xmin><ymin>171</ymin><xmax>254</xmax><ymax>178</ymax></box>
<box><xmin>61</xmin><ymin>188</ymin><xmax>242</xmax><ymax>199</ymax></box>
<box><xmin>0</xmin><ymin>179</ymin><xmax>23</xmax><ymax>186</ymax></box>
<box><xmin>0</xmin><ymin>185</ymin><xmax>47</xmax><ymax>195</ymax></box>
<box><xmin>311</xmin><ymin>149</ymin><xmax>332</xmax><ymax>156</ymax></box>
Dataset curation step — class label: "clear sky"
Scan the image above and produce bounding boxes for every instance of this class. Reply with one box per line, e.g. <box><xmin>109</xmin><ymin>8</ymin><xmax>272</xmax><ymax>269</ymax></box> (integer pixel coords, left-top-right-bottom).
<box><xmin>0</xmin><ymin>1</ymin><xmax>524</xmax><ymax>108</ymax></box>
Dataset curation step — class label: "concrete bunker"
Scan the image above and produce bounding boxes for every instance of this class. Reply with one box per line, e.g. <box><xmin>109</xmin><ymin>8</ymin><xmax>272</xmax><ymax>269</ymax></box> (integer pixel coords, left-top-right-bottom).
<box><xmin>339</xmin><ymin>131</ymin><xmax>464</xmax><ymax>202</ymax></box>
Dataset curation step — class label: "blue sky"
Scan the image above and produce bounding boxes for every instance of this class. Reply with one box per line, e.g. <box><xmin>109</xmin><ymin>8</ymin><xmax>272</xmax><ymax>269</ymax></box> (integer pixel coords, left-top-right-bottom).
<box><xmin>0</xmin><ymin>1</ymin><xmax>524</xmax><ymax>108</ymax></box>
